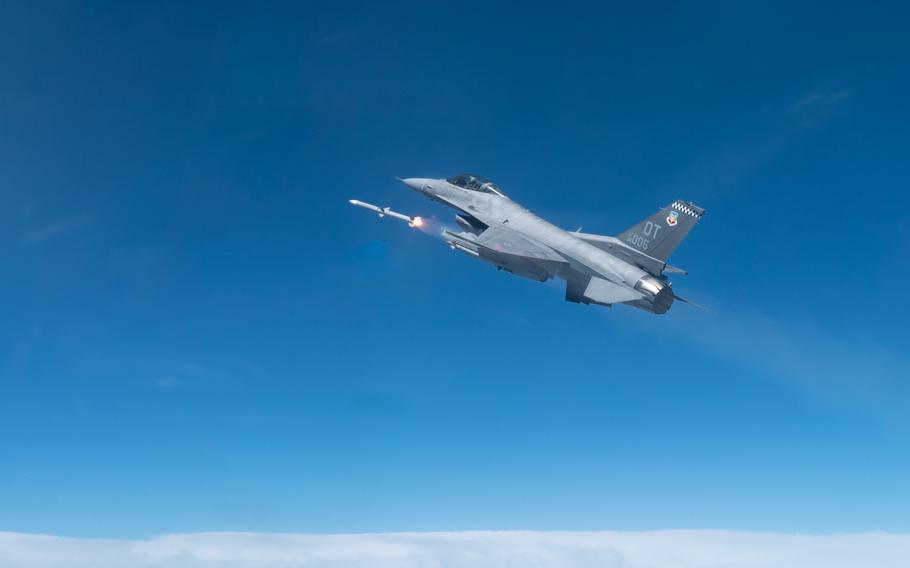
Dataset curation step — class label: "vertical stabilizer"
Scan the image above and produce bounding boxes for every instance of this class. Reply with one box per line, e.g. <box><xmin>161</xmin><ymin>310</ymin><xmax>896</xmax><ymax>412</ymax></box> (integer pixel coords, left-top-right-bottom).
<box><xmin>617</xmin><ymin>200</ymin><xmax>705</xmax><ymax>262</ymax></box>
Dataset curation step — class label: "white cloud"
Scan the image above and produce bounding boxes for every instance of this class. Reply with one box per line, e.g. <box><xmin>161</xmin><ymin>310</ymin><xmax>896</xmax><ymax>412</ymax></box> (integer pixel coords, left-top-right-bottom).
<box><xmin>18</xmin><ymin>215</ymin><xmax>93</xmax><ymax>246</ymax></box>
<box><xmin>1</xmin><ymin>531</ymin><xmax>908</xmax><ymax>568</ymax></box>
<box><xmin>787</xmin><ymin>89</ymin><xmax>851</xmax><ymax>115</ymax></box>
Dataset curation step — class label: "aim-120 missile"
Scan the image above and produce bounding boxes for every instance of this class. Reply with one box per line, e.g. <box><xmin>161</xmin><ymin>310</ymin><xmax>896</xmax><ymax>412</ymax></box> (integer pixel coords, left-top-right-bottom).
<box><xmin>349</xmin><ymin>199</ymin><xmax>424</xmax><ymax>228</ymax></box>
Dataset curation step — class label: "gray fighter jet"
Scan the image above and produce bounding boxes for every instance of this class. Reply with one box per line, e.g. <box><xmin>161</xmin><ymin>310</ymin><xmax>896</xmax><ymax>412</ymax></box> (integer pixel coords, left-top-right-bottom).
<box><xmin>350</xmin><ymin>174</ymin><xmax>705</xmax><ymax>314</ymax></box>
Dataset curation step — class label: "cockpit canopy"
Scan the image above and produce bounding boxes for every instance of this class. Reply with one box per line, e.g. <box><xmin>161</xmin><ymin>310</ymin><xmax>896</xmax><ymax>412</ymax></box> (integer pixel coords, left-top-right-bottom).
<box><xmin>446</xmin><ymin>173</ymin><xmax>506</xmax><ymax>197</ymax></box>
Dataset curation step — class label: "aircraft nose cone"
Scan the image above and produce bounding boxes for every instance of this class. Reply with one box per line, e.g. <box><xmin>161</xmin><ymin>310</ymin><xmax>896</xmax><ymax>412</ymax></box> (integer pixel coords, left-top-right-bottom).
<box><xmin>400</xmin><ymin>177</ymin><xmax>433</xmax><ymax>193</ymax></box>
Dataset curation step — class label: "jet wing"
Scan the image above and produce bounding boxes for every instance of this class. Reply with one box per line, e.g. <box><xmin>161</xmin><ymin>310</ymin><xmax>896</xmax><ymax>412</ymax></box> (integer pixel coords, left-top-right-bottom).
<box><xmin>443</xmin><ymin>224</ymin><xmax>566</xmax><ymax>282</ymax></box>
<box><xmin>474</xmin><ymin>224</ymin><xmax>566</xmax><ymax>263</ymax></box>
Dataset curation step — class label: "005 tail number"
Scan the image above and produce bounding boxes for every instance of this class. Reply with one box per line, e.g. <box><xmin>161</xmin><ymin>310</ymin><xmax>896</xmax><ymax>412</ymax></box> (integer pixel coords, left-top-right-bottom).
<box><xmin>627</xmin><ymin>233</ymin><xmax>649</xmax><ymax>250</ymax></box>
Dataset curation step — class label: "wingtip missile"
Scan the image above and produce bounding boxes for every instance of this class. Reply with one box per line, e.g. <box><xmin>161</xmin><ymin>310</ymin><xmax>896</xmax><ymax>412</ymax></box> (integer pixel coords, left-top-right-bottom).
<box><xmin>349</xmin><ymin>199</ymin><xmax>424</xmax><ymax>228</ymax></box>
<box><xmin>349</xmin><ymin>199</ymin><xmax>382</xmax><ymax>214</ymax></box>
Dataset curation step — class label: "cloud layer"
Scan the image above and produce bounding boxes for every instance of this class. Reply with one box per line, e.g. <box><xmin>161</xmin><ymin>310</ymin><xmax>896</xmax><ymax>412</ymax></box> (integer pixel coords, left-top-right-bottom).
<box><xmin>1</xmin><ymin>531</ymin><xmax>908</xmax><ymax>568</ymax></box>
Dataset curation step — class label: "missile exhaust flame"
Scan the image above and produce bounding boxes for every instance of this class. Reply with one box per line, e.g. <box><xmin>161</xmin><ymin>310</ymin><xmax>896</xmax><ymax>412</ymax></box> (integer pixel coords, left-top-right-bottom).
<box><xmin>349</xmin><ymin>199</ymin><xmax>456</xmax><ymax>239</ymax></box>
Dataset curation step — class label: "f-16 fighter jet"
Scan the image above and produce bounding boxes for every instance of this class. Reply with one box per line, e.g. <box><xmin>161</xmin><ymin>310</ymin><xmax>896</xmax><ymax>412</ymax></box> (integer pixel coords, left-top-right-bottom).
<box><xmin>350</xmin><ymin>174</ymin><xmax>705</xmax><ymax>314</ymax></box>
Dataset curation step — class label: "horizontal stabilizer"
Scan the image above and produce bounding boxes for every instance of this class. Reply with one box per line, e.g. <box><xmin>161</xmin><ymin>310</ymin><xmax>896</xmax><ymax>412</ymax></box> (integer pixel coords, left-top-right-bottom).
<box><xmin>584</xmin><ymin>277</ymin><xmax>644</xmax><ymax>305</ymax></box>
<box><xmin>672</xmin><ymin>291</ymin><xmax>707</xmax><ymax>310</ymax></box>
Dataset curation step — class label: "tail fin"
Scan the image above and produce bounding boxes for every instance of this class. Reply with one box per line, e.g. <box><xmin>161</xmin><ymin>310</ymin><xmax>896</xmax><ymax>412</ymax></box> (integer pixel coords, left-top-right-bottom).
<box><xmin>617</xmin><ymin>200</ymin><xmax>705</xmax><ymax>262</ymax></box>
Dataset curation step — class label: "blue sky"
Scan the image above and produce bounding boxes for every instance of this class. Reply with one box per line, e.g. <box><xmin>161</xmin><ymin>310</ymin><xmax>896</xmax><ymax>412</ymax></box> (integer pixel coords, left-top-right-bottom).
<box><xmin>1</xmin><ymin>1</ymin><xmax>908</xmax><ymax>538</ymax></box>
